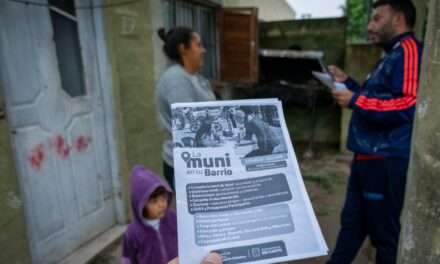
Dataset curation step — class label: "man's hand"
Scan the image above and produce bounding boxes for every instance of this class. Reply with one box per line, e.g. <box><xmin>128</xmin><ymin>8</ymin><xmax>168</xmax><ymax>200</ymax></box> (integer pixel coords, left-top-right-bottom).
<box><xmin>332</xmin><ymin>88</ymin><xmax>354</xmax><ymax>108</ymax></box>
<box><xmin>328</xmin><ymin>65</ymin><xmax>349</xmax><ymax>83</ymax></box>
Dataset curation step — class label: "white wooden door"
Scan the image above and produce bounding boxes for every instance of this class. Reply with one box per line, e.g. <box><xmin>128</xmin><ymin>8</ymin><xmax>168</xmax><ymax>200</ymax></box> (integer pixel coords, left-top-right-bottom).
<box><xmin>0</xmin><ymin>1</ymin><xmax>118</xmax><ymax>263</ymax></box>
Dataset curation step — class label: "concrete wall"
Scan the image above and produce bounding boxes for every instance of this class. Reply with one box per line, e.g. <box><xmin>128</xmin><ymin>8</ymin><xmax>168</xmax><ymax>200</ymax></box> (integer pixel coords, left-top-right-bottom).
<box><xmin>0</xmin><ymin>84</ymin><xmax>31</xmax><ymax>264</ymax></box>
<box><xmin>413</xmin><ymin>0</ymin><xmax>430</xmax><ymax>40</ymax></box>
<box><xmin>104</xmin><ymin>0</ymin><xmax>165</xmax><ymax>217</ymax></box>
<box><xmin>398</xmin><ymin>0</ymin><xmax>440</xmax><ymax>262</ymax></box>
<box><xmin>257</xmin><ymin>18</ymin><xmax>347</xmax><ymax>147</ymax></box>
<box><xmin>151</xmin><ymin>0</ymin><xmax>169</xmax><ymax>82</ymax></box>
<box><xmin>284</xmin><ymin>102</ymin><xmax>342</xmax><ymax>148</ymax></box>
<box><xmin>260</xmin><ymin>18</ymin><xmax>347</xmax><ymax>66</ymax></box>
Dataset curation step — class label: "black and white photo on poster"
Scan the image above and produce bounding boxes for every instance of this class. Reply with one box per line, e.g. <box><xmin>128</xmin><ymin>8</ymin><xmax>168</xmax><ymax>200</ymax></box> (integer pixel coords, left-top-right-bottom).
<box><xmin>172</xmin><ymin>103</ymin><xmax>288</xmax><ymax>171</ymax></box>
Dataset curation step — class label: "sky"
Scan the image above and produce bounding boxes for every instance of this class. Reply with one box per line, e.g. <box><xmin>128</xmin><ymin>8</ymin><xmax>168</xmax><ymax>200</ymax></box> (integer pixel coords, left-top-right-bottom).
<box><xmin>287</xmin><ymin>0</ymin><xmax>346</xmax><ymax>19</ymax></box>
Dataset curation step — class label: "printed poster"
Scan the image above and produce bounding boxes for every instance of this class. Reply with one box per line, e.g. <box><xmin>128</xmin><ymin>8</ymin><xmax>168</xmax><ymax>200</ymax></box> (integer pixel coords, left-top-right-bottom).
<box><xmin>172</xmin><ymin>99</ymin><xmax>328</xmax><ymax>264</ymax></box>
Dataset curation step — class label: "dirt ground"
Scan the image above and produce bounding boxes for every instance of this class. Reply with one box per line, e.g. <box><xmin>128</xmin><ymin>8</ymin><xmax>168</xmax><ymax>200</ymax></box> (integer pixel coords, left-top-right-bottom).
<box><xmin>288</xmin><ymin>149</ymin><xmax>372</xmax><ymax>264</ymax></box>
<box><xmin>91</xmin><ymin>149</ymin><xmax>373</xmax><ymax>264</ymax></box>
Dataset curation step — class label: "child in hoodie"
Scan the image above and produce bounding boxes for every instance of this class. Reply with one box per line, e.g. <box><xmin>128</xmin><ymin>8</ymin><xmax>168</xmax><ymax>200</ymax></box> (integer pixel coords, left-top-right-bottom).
<box><xmin>122</xmin><ymin>166</ymin><xmax>178</xmax><ymax>264</ymax></box>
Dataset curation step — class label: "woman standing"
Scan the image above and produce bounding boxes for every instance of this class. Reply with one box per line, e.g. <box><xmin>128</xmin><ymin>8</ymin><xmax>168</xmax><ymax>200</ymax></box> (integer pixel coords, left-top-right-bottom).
<box><xmin>155</xmin><ymin>27</ymin><xmax>216</xmax><ymax>190</ymax></box>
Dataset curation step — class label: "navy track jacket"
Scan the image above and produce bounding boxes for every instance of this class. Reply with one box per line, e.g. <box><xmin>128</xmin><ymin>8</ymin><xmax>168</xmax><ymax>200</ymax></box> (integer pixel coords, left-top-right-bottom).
<box><xmin>345</xmin><ymin>32</ymin><xmax>423</xmax><ymax>158</ymax></box>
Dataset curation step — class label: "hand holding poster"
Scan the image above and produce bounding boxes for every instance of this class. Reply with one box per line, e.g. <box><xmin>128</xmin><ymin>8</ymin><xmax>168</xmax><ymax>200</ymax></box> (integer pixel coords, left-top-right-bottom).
<box><xmin>172</xmin><ymin>99</ymin><xmax>327</xmax><ymax>264</ymax></box>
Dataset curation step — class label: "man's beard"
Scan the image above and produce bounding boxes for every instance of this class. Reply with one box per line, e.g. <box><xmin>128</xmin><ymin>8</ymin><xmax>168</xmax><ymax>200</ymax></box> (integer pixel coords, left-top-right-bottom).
<box><xmin>370</xmin><ymin>20</ymin><xmax>396</xmax><ymax>48</ymax></box>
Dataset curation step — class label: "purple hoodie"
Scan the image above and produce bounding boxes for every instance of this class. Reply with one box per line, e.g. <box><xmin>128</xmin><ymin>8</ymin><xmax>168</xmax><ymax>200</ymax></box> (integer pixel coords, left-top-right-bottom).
<box><xmin>122</xmin><ymin>165</ymin><xmax>178</xmax><ymax>264</ymax></box>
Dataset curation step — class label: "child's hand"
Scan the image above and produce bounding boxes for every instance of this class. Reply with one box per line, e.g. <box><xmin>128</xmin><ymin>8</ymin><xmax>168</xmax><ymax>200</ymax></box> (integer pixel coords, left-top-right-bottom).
<box><xmin>201</xmin><ymin>252</ymin><xmax>223</xmax><ymax>264</ymax></box>
<box><xmin>169</xmin><ymin>252</ymin><xmax>222</xmax><ymax>264</ymax></box>
<box><xmin>168</xmin><ymin>257</ymin><xmax>179</xmax><ymax>264</ymax></box>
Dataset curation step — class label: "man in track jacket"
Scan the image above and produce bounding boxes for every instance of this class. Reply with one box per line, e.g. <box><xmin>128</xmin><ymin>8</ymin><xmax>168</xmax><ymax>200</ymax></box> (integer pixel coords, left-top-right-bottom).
<box><xmin>327</xmin><ymin>1</ymin><xmax>423</xmax><ymax>263</ymax></box>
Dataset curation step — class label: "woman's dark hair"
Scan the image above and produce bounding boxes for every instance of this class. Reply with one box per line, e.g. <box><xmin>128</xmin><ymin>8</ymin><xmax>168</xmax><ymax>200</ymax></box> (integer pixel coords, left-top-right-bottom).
<box><xmin>157</xmin><ymin>27</ymin><xmax>195</xmax><ymax>64</ymax></box>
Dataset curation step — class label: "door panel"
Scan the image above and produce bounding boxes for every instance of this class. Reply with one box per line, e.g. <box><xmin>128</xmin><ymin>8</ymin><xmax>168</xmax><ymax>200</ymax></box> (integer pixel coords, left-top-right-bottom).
<box><xmin>0</xmin><ymin>1</ymin><xmax>118</xmax><ymax>263</ymax></box>
<box><xmin>16</xmin><ymin>129</ymin><xmax>65</xmax><ymax>242</ymax></box>
<box><xmin>218</xmin><ymin>7</ymin><xmax>259</xmax><ymax>84</ymax></box>
<box><xmin>75</xmin><ymin>0</ymin><xmax>114</xmax><ymax>201</ymax></box>
<box><xmin>1</xmin><ymin>5</ymin><xmax>41</xmax><ymax>105</ymax></box>
<box><xmin>69</xmin><ymin>115</ymin><xmax>103</xmax><ymax>218</ymax></box>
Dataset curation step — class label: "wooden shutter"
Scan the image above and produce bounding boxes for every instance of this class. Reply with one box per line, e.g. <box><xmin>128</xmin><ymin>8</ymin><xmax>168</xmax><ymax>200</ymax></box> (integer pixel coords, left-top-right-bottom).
<box><xmin>218</xmin><ymin>7</ymin><xmax>259</xmax><ymax>84</ymax></box>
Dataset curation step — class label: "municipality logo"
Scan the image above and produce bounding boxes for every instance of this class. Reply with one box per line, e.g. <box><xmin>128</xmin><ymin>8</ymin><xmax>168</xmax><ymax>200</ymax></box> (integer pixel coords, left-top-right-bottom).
<box><xmin>181</xmin><ymin>152</ymin><xmax>232</xmax><ymax>176</ymax></box>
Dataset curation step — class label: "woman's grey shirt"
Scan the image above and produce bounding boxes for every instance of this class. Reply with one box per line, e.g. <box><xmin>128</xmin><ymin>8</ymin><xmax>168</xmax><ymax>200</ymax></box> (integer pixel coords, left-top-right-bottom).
<box><xmin>155</xmin><ymin>64</ymin><xmax>216</xmax><ymax>166</ymax></box>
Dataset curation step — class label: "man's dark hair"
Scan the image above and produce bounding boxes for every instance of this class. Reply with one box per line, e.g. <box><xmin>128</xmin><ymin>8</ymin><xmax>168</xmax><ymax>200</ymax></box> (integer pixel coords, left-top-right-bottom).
<box><xmin>157</xmin><ymin>27</ymin><xmax>195</xmax><ymax>64</ymax></box>
<box><xmin>373</xmin><ymin>0</ymin><xmax>417</xmax><ymax>28</ymax></box>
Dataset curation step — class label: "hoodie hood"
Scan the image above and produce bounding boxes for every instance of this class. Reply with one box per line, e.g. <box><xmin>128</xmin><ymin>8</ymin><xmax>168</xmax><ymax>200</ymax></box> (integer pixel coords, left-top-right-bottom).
<box><xmin>130</xmin><ymin>165</ymin><xmax>173</xmax><ymax>225</ymax></box>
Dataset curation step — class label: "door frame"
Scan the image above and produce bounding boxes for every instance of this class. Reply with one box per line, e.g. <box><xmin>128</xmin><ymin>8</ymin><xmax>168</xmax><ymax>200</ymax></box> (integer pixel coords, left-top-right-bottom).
<box><xmin>91</xmin><ymin>1</ymin><xmax>126</xmax><ymax>226</ymax></box>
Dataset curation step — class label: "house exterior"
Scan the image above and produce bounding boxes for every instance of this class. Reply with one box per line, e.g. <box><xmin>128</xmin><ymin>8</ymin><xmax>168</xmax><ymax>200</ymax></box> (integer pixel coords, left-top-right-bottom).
<box><xmin>1</xmin><ymin>0</ymin><xmax>431</xmax><ymax>263</ymax></box>
<box><xmin>0</xmin><ymin>0</ymin><xmax>255</xmax><ymax>263</ymax></box>
<box><xmin>224</xmin><ymin>0</ymin><xmax>296</xmax><ymax>21</ymax></box>
<box><xmin>1</xmin><ymin>1</ymin><xmax>132</xmax><ymax>262</ymax></box>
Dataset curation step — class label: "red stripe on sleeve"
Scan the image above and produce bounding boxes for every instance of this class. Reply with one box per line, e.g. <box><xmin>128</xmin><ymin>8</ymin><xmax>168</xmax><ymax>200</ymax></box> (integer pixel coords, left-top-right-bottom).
<box><xmin>356</xmin><ymin>95</ymin><xmax>416</xmax><ymax>111</ymax></box>
<box><xmin>407</xmin><ymin>39</ymin><xmax>419</xmax><ymax>96</ymax></box>
<box><xmin>354</xmin><ymin>37</ymin><xmax>419</xmax><ymax>112</ymax></box>
<box><xmin>402</xmin><ymin>41</ymin><xmax>411</xmax><ymax>94</ymax></box>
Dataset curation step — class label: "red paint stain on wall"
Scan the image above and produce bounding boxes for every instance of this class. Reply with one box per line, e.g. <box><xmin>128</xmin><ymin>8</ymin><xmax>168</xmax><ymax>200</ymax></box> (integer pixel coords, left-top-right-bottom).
<box><xmin>75</xmin><ymin>136</ymin><xmax>92</xmax><ymax>153</ymax></box>
<box><xmin>53</xmin><ymin>135</ymin><xmax>70</xmax><ymax>159</ymax></box>
<box><xmin>29</xmin><ymin>144</ymin><xmax>45</xmax><ymax>170</ymax></box>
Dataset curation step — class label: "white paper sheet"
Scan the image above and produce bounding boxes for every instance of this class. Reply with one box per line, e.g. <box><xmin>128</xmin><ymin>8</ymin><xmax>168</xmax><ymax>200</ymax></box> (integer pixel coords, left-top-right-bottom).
<box><xmin>172</xmin><ymin>99</ymin><xmax>328</xmax><ymax>264</ymax></box>
<box><xmin>312</xmin><ymin>71</ymin><xmax>347</xmax><ymax>90</ymax></box>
